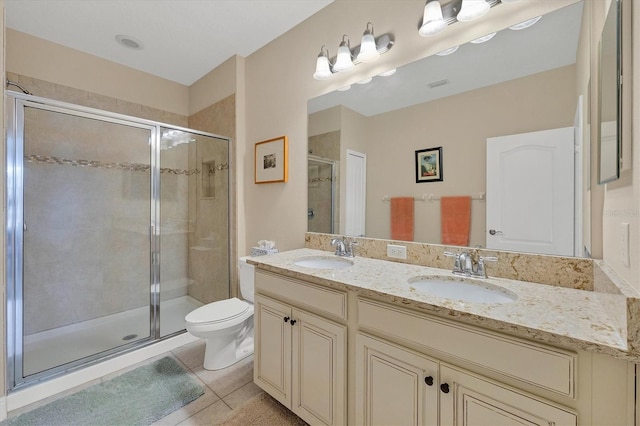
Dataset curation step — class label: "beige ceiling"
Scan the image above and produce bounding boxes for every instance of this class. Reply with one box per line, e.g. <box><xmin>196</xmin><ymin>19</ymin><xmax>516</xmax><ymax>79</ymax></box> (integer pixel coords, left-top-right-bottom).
<box><xmin>5</xmin><ymin>0</ymin><xmax>334</xmax><ymax>86</ymax></box>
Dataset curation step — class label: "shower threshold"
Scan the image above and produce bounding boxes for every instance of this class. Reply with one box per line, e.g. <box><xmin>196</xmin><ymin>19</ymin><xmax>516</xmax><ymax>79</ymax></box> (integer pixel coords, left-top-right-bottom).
<box><xmin>23</xmin><ymin>295</ymin><xmax>202</xmax><ymax>377</ymax></box>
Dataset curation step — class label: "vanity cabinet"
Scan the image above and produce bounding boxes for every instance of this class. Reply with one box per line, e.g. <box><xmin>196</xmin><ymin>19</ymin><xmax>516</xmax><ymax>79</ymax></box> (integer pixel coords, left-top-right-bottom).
<box><xmin>356</xmin><ymin>298</ymin><xmax>580</xmax><ymax>425</ymax></box>
<box><xmin>253</xmin><ymin>271</ymin><xmax>347</xmax><ymax>426</ymax></box>
<box><xmin>355</xmin><ymin>333</ymin><xmax>576</xmax><ymax>425</ymax></box>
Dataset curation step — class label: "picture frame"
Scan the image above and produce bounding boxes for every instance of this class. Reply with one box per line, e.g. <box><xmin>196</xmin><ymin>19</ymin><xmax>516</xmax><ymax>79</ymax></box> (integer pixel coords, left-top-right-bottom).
<box><xmin>255</xmin><ymin>136</ymin><xmax>288</xmax><ymax>184</ymax></box>
<box><xmin>415</xmin><ymin>147</ymin><xmax>443</xmax><ymax>183</ymax></box>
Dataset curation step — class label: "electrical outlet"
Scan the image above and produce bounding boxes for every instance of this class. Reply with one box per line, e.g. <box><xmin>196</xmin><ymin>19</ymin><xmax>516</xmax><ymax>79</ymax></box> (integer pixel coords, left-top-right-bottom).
<box><xmin>387</xmin><ymin>244</ymin><xmax>407</xmax><ymax>259</ymax></box>
<box><xmin>620</xmin><ymin>222</ymin><xmax>630</xmax><ymax>267</ymax></box>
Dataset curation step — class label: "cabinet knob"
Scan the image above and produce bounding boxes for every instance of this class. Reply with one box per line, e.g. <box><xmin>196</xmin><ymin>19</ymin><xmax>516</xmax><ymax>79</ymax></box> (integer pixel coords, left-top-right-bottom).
<box><xmin>424</xmin><ymin>376</ymin><xmax>434</xmax><ymax>386</ymax></box>
<box><xmin>440</xmin><ymin>383</ymin><xmax>450</xmax><ymax>394</ymax></box>
<box><xmin>283</xmin><ymin>316</ymin><xmax>290</xmax><ymax>323</ymax></box>
<box><xmin>290</xmin><ymin>319</ymin><xmax>297</xmax><ymax>326</ymax></box>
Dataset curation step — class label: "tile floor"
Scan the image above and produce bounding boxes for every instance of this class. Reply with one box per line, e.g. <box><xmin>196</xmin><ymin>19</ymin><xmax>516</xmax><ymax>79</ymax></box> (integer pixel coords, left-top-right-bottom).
<box><xmin>9</xmin><ymin>339</ymin><xmax>266</xmax><ymax>425</ymax></box>
<box><xmin>153</xmin><ymin>340</ymin><xmax>265</xmax><ymax>425</ymax></box>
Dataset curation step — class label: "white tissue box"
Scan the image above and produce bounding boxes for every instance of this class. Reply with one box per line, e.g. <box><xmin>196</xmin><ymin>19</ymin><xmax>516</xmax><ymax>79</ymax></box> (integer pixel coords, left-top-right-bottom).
<box><xmin>251</xmin><ymin>247</ymin><xmax>279</xmax><ymax>256</ymax></box>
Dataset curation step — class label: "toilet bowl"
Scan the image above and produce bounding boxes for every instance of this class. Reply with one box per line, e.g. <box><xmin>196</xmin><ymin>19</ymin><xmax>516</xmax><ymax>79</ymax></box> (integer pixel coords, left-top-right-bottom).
<box><xmin>185</xmin><ymin>257</ymin><xmax>255</xmax><ymax>370</ymax></box>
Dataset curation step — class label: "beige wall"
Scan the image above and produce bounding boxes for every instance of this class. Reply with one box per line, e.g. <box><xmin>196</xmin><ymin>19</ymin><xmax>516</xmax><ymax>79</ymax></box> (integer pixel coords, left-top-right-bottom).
<box><xmin>366</xmin><ymin>65</ymin><xmax>576</xmax><ymax>245</ymax></box>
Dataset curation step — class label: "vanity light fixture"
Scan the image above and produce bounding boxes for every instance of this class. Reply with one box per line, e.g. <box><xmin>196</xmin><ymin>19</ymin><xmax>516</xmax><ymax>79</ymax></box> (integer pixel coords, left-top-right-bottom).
<box><xmin>357</xmin><ymin>22</ymin><xmax>380</xmax><ymax>62</ymax></box>
<box><xmin>417</xmin><ymin>0</ymin><xmax>501</xmax><ymax>37</ymax></box>
<box><xmin>312</xmin><ymin>24</ymin><xmax>395</xmax><ymax>81</ymax></box>
<box><xmin>419</xmin><ymin>0</ymin><xmax>447</xmax><ymax>37</ymax></box>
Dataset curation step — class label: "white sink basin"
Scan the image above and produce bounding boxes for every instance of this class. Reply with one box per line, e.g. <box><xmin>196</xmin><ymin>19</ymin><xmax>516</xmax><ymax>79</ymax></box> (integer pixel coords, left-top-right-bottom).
<box><xmin>293</xmin><ymin>256</ymin><xmax>354</xmax><ymax>270</ymax></box>
<box><xmin>408</xmin><ymin>276</ymin><xmax>517</xmax><ymax>304</ymax></box>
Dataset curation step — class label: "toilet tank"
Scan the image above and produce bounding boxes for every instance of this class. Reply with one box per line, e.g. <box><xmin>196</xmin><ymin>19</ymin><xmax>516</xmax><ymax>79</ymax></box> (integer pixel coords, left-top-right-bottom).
<box><xmin>238</xmin><ymin>257</ymin><xmax>255</xmax><ymax>303</ymax></box>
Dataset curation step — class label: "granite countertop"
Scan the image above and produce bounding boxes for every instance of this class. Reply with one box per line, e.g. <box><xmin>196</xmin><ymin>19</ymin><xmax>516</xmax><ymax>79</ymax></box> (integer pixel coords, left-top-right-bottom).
<box><xmin>248</xmin><ymin>248</ymin><xmax>636</xmax><ymax>361</ymax></box>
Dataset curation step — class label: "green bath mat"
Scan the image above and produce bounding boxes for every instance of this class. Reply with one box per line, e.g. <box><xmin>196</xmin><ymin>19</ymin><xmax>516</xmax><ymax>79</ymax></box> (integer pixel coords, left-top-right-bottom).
<box><xmin>5</xmin><ymin>356</ymin><xmax>204</xmax><ymax>426</ymax></box>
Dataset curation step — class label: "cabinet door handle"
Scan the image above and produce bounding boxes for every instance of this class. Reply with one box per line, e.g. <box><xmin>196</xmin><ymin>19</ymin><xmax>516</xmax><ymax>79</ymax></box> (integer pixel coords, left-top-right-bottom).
<box><xmin>290</xmin><ymin>319</ymin><xmax>297</xmax><ymax>326</ymax></box>
<box><xmin>283</xmin><ymin>316</ymin><xmax>290</xmax><ymax>323</ymax></box>
<box><xmin>424</xmin><ymin>376</ymin><xmax>434</xmax><ymax>386</ymax></box>
<box><xmin>440</xmin><ymin>383</ymin><xmax>450</xmax><ymax>394</ymax></box>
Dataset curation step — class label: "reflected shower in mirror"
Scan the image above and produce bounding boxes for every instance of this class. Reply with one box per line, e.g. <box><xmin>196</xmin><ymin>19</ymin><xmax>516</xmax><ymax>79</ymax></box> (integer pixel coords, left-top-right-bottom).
<box><xmin>598</xmin><ymin>0</ymin><xmax>621</xmax><ymax>184</ymax></box>
<box><xmin>308</xmin><ymin>1</ymin><xmax>590</xmax><ymax>257</ymax></box>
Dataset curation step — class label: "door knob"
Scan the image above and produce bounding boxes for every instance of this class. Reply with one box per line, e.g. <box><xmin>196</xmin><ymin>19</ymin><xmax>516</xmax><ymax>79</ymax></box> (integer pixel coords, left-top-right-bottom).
<box><xmin>424</xmin><ymin>376</ymin><xmax>434</xmax><ymax>386</ymax></box>
<box><xmin>440</xmin><ymin>383</ymin><xmax>450</xmax><ymax>393</ymax></box>
<box><xmin>489</xmin><ymin>229</ymin><xmax>503</xmax><ymax>236</ymax></box>
<box><xmin>290</xmin><ymin>319</ymin><xmax>297</xmax><ymax>326</ymax></box>
<box><xmin>283</xmin><ymin>316</ymin><xmax>290</xmax><ymax>323</ymax></box>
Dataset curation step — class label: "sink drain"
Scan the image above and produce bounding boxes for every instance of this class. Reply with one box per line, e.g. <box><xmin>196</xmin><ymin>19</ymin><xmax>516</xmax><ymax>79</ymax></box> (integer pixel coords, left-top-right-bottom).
<box><xmin>122</xmin><ymin>334</ymin><xmax>138</xmax><ymax>341</ymax></box>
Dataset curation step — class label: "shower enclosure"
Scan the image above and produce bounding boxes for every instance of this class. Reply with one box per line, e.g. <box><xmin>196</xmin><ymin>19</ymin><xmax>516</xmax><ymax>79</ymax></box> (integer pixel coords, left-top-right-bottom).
<box><xmin>6</xmin><ymin>92</ymin><xmax>231</xmax><ymax>390</ymax></box>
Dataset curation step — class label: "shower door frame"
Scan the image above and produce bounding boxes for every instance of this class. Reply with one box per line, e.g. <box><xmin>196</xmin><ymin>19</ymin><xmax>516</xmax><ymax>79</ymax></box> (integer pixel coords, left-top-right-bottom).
<box><xmin>5</xmin><ymin>91</ymin><xmax>232</xmax><ymax>391</ymax></box>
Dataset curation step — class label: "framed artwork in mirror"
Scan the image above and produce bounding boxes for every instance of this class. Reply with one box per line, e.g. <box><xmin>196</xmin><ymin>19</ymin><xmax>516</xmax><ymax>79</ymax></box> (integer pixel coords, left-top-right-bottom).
<box><xmin>415</xmin><ymin>147</ymin><xmax>443</xmax><ymax>183</ymax></box>
<box><xmin>255</xmin><ymin>136</ymin><xmax>288</xmax><ymax>184</ymax></box>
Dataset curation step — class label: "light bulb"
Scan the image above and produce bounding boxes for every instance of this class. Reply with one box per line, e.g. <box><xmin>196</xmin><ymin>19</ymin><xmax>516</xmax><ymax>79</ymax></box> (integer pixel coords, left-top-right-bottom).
<box><xmin>457</xmin><ymin>0</ymin><xmax>490</xmax><ymax>22</ymax></box>
<box><xmin>313</xmin><ymin>46</ymin><xmax>332</xmax><ymax>80</ymax></box>
<box><xmin>333</xmin><ymin>36</ymin><xmax>354</xmax><ymax>72</ymax></box>
<box><xmin>357</xmin><ymin>23</ymin><xmax>380</xmax><ymax>62</ymax></box>
<box><xmin>419</xmin><ymin>1</ymin><xmax>447</xmax><ymax>37</ymax></box>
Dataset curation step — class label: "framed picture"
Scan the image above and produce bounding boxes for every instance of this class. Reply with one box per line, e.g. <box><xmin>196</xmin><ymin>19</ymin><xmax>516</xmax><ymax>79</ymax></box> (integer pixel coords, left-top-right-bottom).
<box><xmin>415</xmin><ymin>147</ymin><xmax>443</xmax><ymax>183</ymax></box>
<box><xmin>255</xmin><ymin>136</ymin><xmax>288</xmax><ymax>184</ymax></box>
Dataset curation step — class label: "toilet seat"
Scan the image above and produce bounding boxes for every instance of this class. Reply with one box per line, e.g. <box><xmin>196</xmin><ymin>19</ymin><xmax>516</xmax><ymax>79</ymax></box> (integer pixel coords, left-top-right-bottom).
<box><xmin>186</xmin><ymin>297</ymin><xmax>252</xmax><ymax>327</ymax></box>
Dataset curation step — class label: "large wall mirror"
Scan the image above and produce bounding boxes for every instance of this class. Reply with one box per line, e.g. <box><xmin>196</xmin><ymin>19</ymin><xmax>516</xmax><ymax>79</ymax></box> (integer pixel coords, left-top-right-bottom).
<box><xmin>307</xmin><ymin>1</ymin><xmax>596</xmax><ymax>258</ymax></box>
<box><xmin>598</xmin><ymin>0</ymin><xmax>621</xmax><ymax>184</ymax></box>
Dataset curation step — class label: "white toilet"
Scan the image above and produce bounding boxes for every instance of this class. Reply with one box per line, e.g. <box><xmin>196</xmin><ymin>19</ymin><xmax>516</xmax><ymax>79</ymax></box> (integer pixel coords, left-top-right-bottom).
<box><xmin>185</xmin><ymin>257</ymin><xmax>255</xmax><ymax>370</ymax></box>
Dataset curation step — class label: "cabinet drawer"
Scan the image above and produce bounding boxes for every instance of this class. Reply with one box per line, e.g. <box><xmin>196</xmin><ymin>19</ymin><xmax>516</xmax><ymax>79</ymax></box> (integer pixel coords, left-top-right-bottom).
<box><xmin>256</xmin><ymin>270</ymin><xmax>347</xmax><ymax>320</ymax></box>
<box><xmin>357</xmin><ymin>298</ymin><xmax>576</xmax><ymax>398</ymax></box>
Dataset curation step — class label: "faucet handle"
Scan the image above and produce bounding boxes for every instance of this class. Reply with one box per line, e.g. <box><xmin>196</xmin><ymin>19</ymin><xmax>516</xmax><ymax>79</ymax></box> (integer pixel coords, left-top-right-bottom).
<box><xmin>443</xmin><ymin>251</ymin><xmax>463</xmax><ymax>273</ymax></box>
<box><xmin>476</xmin><ymin>256</ymin><xmax>498</xmax><ymax>278</ymax></box>
<box><xmin>346</xmin><ymin>239</ymin><xmax>359</xmax><ymax>257</ymax></box>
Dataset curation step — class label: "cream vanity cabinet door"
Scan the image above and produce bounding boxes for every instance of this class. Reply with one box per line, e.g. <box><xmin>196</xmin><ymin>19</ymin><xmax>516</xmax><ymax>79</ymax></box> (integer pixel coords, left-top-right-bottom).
<box><xmin>355</xmin><ymin>333</ymin><xmax>439</xmax><ymax>426</ymax></box>
<box><xmin>439</xmin><ymin>364</ymin><xmax>577</xmax><ymax>426</ymax></box>
<box><xmin>254</xmin><ymin>294</ymin><xmax>292</xmax><ymax>407</ymax></box>
<box><xmin>291</xmin><ymin>308</ymin><xmax>346</xmax><ymax>426</ymax></box>
<box><xmin>254</xmin><ymin>293</ymin><xmax>347</xmax><ymax>426</ymax></box>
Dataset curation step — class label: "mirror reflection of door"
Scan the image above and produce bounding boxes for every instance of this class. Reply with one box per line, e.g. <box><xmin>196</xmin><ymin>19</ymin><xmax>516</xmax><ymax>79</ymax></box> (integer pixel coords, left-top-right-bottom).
<box><xmin>345</xmin><ymin>150</ymin><xmax>366</xmax><ymax>237</ymax></box>
<box><xmin>308</xmin><ymin>156</ymin><xmax>338</xmax><ymax>233</ymax></box>
<box><xmin>486</xmin><ymin>127</ymin><xmax>574</xmax><ymax>256</ymax></box>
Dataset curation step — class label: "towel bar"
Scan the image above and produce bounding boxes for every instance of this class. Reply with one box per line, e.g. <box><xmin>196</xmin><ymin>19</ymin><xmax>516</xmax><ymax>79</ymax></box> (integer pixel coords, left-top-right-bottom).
<box><xmin>382</xmin><ymin>192</ymin><xmax>485</xmax><ymax>202</ymax></box>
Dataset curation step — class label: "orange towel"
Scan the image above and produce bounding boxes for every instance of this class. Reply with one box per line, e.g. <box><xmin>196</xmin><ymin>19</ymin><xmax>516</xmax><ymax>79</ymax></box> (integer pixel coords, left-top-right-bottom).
<box><xmin>390</xmin><ymin>197</ymin><xmax>414</xmax><ymax>241</ymax></box>
<box><xmin>441</xmin><ymin>196</ymin><xmax>471</xmax><ymax>246</ymax></box>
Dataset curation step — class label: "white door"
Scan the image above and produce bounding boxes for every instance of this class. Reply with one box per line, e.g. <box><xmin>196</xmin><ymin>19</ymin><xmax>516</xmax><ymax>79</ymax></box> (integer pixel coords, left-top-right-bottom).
<box><xmin>486</xmin><ymin>128</ymin><xmax>574</xmax><ymax>256</ymax></box>
<box><xmin>345</xmin><ymin>150</ymin><xmax>366</xmax><ymax>236</ymax></box>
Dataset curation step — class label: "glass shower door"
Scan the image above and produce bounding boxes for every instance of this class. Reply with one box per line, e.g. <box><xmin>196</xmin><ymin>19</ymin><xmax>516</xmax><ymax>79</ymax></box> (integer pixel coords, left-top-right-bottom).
<box><xmin>15</xmin><ymin>102</ymin><xmax>155</xmax><ymax>380</ymax></box>
<box><xmin>159</xmin><ymin>128</ymin><xmax>230</xmax><ymax>337</ymax></box>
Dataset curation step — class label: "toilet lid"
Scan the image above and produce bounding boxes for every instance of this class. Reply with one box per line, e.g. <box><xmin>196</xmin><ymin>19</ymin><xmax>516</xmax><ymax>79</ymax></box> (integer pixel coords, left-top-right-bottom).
<box><xmin>185</xmin><ymin>297</ymin><xmax>250</xmax><ymax>325</ymax></box>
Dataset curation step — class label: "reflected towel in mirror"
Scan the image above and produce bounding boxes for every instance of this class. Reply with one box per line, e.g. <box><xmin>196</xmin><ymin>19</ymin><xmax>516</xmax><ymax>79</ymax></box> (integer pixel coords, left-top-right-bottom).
<box><xmin>390</xmin><ymin>197</ymin><xmax>414</xmax><ymax>241</ymax></box>
<box><xmin>441</xmin><ymin>196</ymin><xmax>471</xmax><ymax>246</ymax></box>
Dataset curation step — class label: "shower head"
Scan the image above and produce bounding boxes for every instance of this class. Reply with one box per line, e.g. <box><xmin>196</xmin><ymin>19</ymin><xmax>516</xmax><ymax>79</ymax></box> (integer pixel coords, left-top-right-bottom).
<box><xmin>6</xmin><ymin>80</ymin><xmax>32</xmax><ymax>95</ymax></box>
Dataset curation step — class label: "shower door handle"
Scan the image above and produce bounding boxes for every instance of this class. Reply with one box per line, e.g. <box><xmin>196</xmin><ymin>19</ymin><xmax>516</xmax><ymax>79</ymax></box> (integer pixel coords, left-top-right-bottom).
<box><xmin>23</xmin><ymin>222</ymin><xmax>27</xmax><ymax>232</ymax></box>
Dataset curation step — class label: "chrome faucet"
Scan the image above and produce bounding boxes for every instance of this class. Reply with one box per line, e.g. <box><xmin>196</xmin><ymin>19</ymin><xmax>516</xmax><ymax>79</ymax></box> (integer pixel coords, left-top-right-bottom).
<box><xmin>444</xmin><ymin>251</ymin><xmax>497</xmax><ymax>278</ymax></box>
<box><xmin>330</xmin><ymin>237</ymin><xmax>359</xmax><ymax>257</ymax></box>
